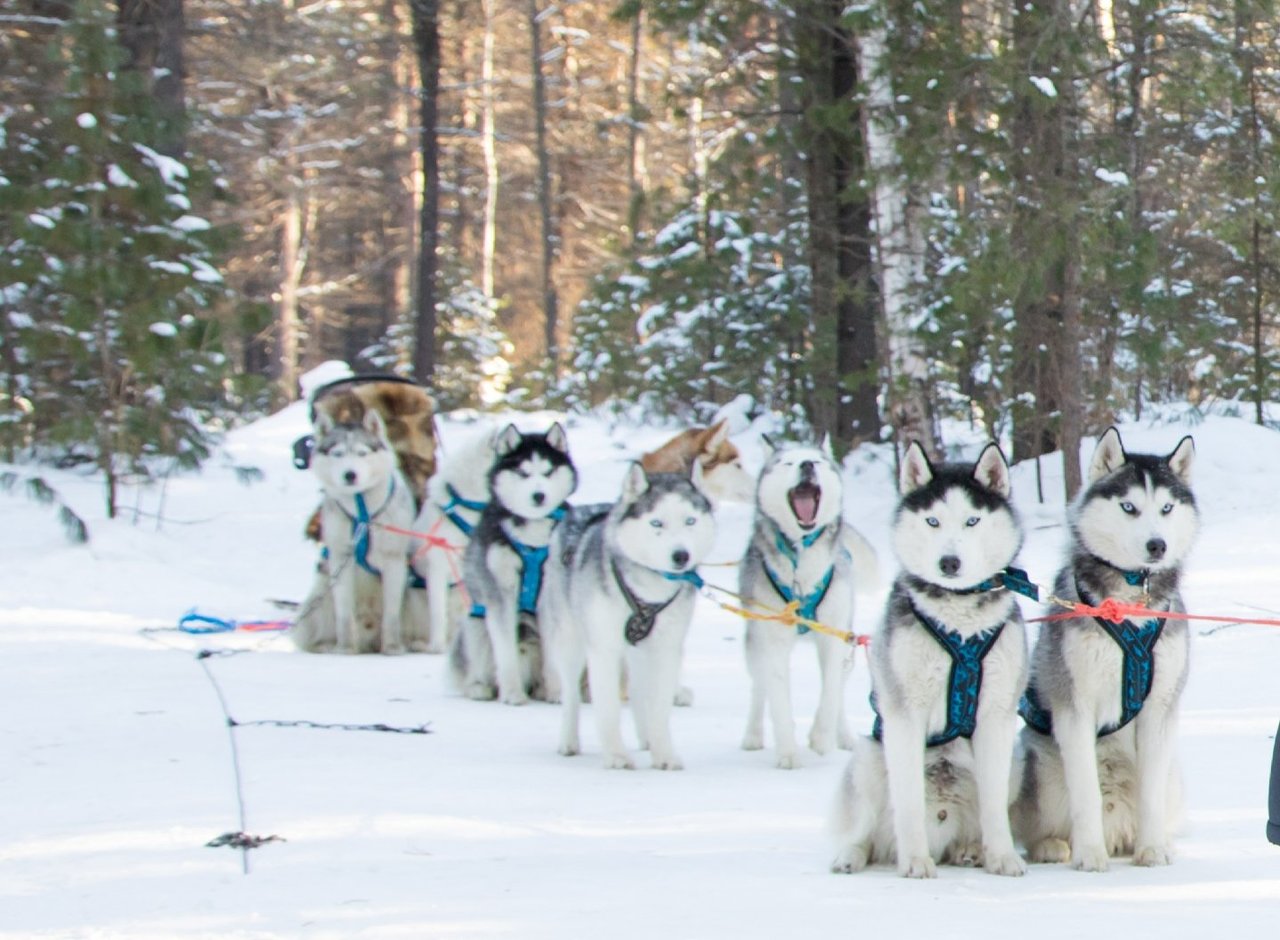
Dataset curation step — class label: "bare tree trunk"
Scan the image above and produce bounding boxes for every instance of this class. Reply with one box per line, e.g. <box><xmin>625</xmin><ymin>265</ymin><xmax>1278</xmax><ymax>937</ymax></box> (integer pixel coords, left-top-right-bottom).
<box><xmin>409</xmin><ymin>0</ymin><xmax>441</xmax><ymax>384</ymax></box>
<box><xmin>860</xmin><ymin>17</ymin><xmax>934</xmax><ymax>455</ymax></box>
<box><xmin>625</xmin><ymin>6</ymin><xmax>644</xmax><ymax>247</ymax></box>
<box><xmin>528</xmin><ymin>0</ymin><xmax>559</xmax><ymax>370</ymax></box>
<box><xmin>277</xmin><ymin>167</ymin><xmax>305</xmax><ymax>400</ymax></box>
<box><xmin>481</xmin><ymin>0</ymin><xmax>499</xmax><ymax>298</ymax></box>
<box><xmin>116</xmin><ymin>0</ymin><xmax>186</xmax><ymax>156</ymax></box>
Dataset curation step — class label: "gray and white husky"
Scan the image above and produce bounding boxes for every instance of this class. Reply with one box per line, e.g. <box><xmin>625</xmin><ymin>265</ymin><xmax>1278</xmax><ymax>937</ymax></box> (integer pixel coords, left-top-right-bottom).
<box><xmin>293</xmin><ymin>408</ymin><xmax>430</xmax><ymax>654</ymax></box>
<box><xmin>1011</xmin><ymin>428</ymin><xmax>1198</xmax><ymax>871</ymax></box>
<box><xmin>541</xmin><ymin>463</ymin><xmax>716</xmax><ymax>770</ymax></box>
<box><xmin>453</xmin><ymin>423</ymin><xmax>578</xmax><ymax>704</ymax></box>
<box><xmin>830</xmin><ymin>442</ymin><xmax>1028</xmax><ymax>878</ymax></box>
<box><xmin>740</xmin><ymin>438</ymin><xmax>873</xmax><ymax>769</ymax></box>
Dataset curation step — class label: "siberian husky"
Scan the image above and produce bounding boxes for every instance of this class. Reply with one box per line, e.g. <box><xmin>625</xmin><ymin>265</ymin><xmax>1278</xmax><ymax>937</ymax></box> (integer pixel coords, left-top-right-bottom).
<box><xmin>542</xmin><ymin>464</ymin><xmax>716</xmax><ymax>770</ymax></box>
<box><xmin>740</xmin><ymin>438</ymin><xmax>873</xmax><ymax>769</ymax></box>
<box><xmin>292</xmin><ymin>407</ymin><xmax>430</xmax><ymax>654</ymax></box>
<box><xmin>453</xmin><ymin>423</ymin><xmax>578</xmax><ymax>704</ymax></box>
<box><xmin>830</xmin><ymin>442</ymin><xmax>1028</xmax><ymax>878</ymax></box>
<box><xmin>410</xmin><ymin>426</ymin><xmax>496</xmax><ymax>653</ymax></box>
<box><xmin>1012</xmin><ymin>428</ymin><xmax>1198</xmax><ymax>871</ymax></box>
<box><xmin>640</xmin><ymin>420</ymin><xmax>755</xmax><ymax>504</ymax></box>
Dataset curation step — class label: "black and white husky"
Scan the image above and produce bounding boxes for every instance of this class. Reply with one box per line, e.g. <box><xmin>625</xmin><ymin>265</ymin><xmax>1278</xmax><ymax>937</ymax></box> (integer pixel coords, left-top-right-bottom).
<box><xmin>452</xmin><ymin>423</ymin><xmax>578</xmax><ymax>704</ymax></box>
<box><xmin>831</xmin><ymin>442</ymin><xmax>1028</xmax><ymax>878</ymax></box>
<box><xmin>541</xmin><ymin>464</ymin><xmax>716</xmax><ymax>770</ymax></box>
<box><xmin>740</xmin><ymin>438</ymin><xmax>873</xmax><ymax>769</ymax></box>
<box><xmin>293</xmin><ymin>408</ymin><xmax>430</xmax><ymax>654</ymax></box>
<box><xmin>1012</xmin><ymin>428</ymin><xmax>1198</xmax><ymax>871</ymax></box>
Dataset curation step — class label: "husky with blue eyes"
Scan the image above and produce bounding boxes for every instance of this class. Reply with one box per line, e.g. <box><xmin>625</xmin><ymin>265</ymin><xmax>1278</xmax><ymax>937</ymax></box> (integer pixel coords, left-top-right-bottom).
<box><xmin>541</xmin><ymin>464</ymin><xmax>716</xmax><ymax>770</ymax></box>
<box><xmin>830</xmin><ymin>441</ymin><xmax>1027</xmax><ymax>878</ymax></box>
<box><xmin>1012</xmin><ymin>428</ymin><xmax>1198</xmax><ymax>872</ymax></box>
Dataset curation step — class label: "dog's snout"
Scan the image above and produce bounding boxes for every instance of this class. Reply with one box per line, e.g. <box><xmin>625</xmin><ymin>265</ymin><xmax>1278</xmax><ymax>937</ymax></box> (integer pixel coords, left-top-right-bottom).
<box><xmin>799</xmin><ymin>460</ymin><xmax>816</xmax><ymax>481</ymax></box>
<box><xmin>672</xmin><ymin>549</ymin><xmax>690</xmax><ymax>569</ymax></box>
<box><xmin>343</xmin><ymin>469</ymin><xmax>358</xmax><ymax>485</ymax></box>
<box><xmin>531</xmin><ymin>491</ymin><xmax>546</xmax><ymax>506</ymax></box>
<box><xmin>1146</xmin><ymin>537</ymin><xmax>1167</xmax><ymax>559</ymax></box>
<box><xmin>939</xmin><ymin>555</ymin><xmax>961</xmax><ymax>577</ymax></box>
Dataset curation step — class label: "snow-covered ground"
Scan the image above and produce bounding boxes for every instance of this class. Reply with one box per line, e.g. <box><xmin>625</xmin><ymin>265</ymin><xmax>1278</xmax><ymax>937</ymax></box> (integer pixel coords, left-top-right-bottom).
<box><xmin>2</xmin><ymin>393</ymin><xmax>1278</xmax><ymax>939</ymax></box>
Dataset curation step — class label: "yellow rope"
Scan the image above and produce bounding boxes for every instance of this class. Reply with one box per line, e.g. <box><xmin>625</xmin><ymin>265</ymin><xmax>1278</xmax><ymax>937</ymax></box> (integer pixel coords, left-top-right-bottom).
<box><xmin>700</xmin><ymin>582</ymin><xmax>870</xmax><ymax>647</ymax></box>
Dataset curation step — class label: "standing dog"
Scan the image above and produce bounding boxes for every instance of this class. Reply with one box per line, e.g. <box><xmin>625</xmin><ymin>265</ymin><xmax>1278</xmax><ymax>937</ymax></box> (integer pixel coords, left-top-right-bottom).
<box><xmin>542</xmin><ymin>464</ymin><xmax>716</xmax><ymax>770</ymax></box>
<box><xmin>1012</xmin><ymin>428</ymin><xmax>1198</xmax><ymax>871</ymax></box>
<box><xmin>452</xmin><ymin>423</ymin><xmax>578</xmax><ymax>704</ymax></box>
<box><xmin>830</xmin><ymin>442</ymin><xmax>1028</xmax><ymax>878</ymax></box>
<box><xmin>293</xmin><ymin>407</ymin><xmax>428</xmax><ymax>654</ymax></box>
<box><xmin>740</xmin><ymin>438</ymin><xmax>872</xmax><ymax>769</ymax></box>
<box><xmin>411</xmin><ymin>426</ymin><xmax>496</xmax><ymax>653</ymax></box>
<box><xmin>640</xmin><ymin>420</ymin><xmax>755</xmax><ymax>504</ymax></box>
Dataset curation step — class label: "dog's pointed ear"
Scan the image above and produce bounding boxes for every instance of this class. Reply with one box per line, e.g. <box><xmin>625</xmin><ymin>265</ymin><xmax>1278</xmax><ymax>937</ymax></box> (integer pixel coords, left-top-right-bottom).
<box><xmin>972</xmin><ymin>442</ymin><xmax>1011</xmax><ymax>499</ymax></box>
<box><xmin>495</xmin><ymin>423</ymin><xmax>523</xmax><ymax>457</ymax></box>
<box><xmin>621</xmin><ymin>461</ymin><xmax>649</xmax><ymax>501</ymax></box>
<box><xmin>819</xmin><ymin>433</ymin><xmax>835</xmax><ymax>458</ymax></box>
<box><xmin>899</xmin><ymin>441</ymin><xmax>933</xmax><ymax>494</ymax></box>
<box><xmin>545</xmin><ymin>422</ymin><xmax>570</xmax><ymax>455</ymax></box>
<box><xmin>704</xmin><ymin>419</ymin><xmax>730</xmax><ymax>450</ymax></box>
<box><xmin>362</xmin><ymin>405</ymin><xmax>388</xmax><ymax>441</ymax></box>
<box><xmin>1089</xmin><ymin>427</ymin><xmax>1127</xmax><ymax>482</ymax></box>
<box><xmin>1167</xmin><ymin>435</ymin><xmax>1195</xmax><ymax>484</ymax></box>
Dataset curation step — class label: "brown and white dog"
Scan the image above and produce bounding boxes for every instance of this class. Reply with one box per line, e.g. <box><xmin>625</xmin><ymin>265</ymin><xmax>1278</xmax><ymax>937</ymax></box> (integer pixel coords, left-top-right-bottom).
<box><xmin>640</xmin><ymin>420</ymin><xmax>754</xmax><ymax>504</ymax></box>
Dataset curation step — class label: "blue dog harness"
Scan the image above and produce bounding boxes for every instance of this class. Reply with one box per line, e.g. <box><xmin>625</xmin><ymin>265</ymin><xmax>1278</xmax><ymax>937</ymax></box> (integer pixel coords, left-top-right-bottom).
<box><xmin>872</xmin><ymin>600</ymin><xmax>1005</xmax><ymax>747</ymax></box>
<box><xmin>762</xmin><ymin>524</ymin><xmax>835</xmax><ymax>635</ymax></box>
<box><xmin>470</xmin><ymin>507</ymin><xmax>567</xmax><ymax>619</ymax></box>
<box><xmin>439</xmin><ymin>483</ymin><xmax>487</xmax><ymax>536</ymax></box>
<box><xmin>1019</xmin><ymin>578</ymin><xmax>1166</xmax><ymax>738</ymax></box>
<box><xmin>325</xmin><ymin>480</ymin><xmax>426</xmax><ymax>588</ymax></box>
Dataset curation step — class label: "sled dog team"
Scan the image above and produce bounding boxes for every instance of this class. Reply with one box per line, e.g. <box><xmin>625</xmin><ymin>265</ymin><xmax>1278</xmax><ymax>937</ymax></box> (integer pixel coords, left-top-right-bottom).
<box><xmin>298</xmin><ymin>401</ymin><xmax>1200</xmax><ymax>878</ymax></box>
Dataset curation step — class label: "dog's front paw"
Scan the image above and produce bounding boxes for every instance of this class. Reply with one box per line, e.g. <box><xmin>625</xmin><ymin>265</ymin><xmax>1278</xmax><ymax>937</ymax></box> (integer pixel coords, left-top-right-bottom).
<box><xmin>464</xmin><ymin>681</ymin><xmax>498</xmax><ymax>701</ymax></box>
<box><xmin>741</xmin><ymin>730</ymin><xmax>765</xmax><ymax>751</ymax></box>
<box><xmin>603</xmin><ymin>752</ymin><xmax>636</xmax><ymax>770</ymax></box>
<box><xmin>1133</xmin><ymin>844</ymin><xmax>1174</xmax><ymax>867</ymax></box>
<box><xmin>651</xmin><ymin>753</ymin><xmax>684</xmax><ymax>771</ymax></box>
<box><xmin>945</xmin><ymin>841</ymin><xmax>983</xmax><ymax>867</ymax></box>
<box><xmin>984</xmin><ymin>850</ymin><xmax>1027</xmax><ymax>877</ymax></box>
<box><xmin>381</xmin><ymin>642</ymin><xmax>406</xmax><ymax>656</ymax></box>
<box><xmin>1072</xmin><ymin>843</ymin><xmax>1110</xmax><ymax>872</ymax></box>
<box><xmin>673</xmin><ymin>685</ymin><xmax>694</xmax><ymax>707</ymax></box>
<box><xmin>558</xmin><ymin>738</ymin><xmax>580</xmax><ymax>757</ymax></box>
<box><xmin>500</xmin><ymin>689</ymin><xmax>530</xmax><ymax>706</ymax></box>
<box><xmin>808</xmin><ymin>728</ymin><xmax>835</xmax><ymax>756</ymax></box>
<box><xmin>899</xmin><ymin>855</ymin><xmax>937</xmax><ymax>879</ymax></box>
<box><xmin>1028</xmin><ymin>838</ymin><xmax>1070</xmax><ymax>864</ymax></box>
<box><xmin>830</xmin><ymin>844</ymin><xmax>869</xmax><ymax>874</ymax></box>
<box><xmin>775</xmin><ymin>752</ymin><xmax>801</xmax><ymax>770</ymax></box>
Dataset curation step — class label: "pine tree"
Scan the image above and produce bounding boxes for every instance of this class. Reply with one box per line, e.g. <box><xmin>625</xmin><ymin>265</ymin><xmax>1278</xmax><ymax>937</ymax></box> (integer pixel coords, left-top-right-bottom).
<box><xmin>0</xmin><ymin>0</ymin><xmax>230</xmax><ymax>517</ymax></box>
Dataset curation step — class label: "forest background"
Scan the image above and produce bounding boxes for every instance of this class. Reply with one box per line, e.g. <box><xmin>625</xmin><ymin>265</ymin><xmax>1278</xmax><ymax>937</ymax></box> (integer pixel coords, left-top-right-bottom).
<box><xmin>3</xmin><ymin>0</ymin><xmax>1278</xmax><ymax>511</ymax></box>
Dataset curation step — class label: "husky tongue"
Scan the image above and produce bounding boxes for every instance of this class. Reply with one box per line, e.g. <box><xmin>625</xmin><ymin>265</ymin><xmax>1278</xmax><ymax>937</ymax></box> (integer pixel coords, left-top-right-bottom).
<box><xmin>788</xmin><ymin>482</ymin><xmax>821</xmax><ymax>529</ymax></box>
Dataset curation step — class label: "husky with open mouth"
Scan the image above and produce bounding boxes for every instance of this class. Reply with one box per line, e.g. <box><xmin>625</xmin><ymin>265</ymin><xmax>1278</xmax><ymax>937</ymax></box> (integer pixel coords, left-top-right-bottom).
<box><xmin>740</xmin><ymin>437</ymin><xmax>874</xmax><ymax>769</ymax></box>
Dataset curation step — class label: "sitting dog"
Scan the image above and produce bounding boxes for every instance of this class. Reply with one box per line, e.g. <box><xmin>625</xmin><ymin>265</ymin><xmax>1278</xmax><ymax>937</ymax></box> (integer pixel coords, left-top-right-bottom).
<box><xmin>830</xmin><ymin>442</ymin><xmax>1028</xmax><ymax>877</ymax></box>
<box><xmin>1012</xmin><ymin>428</ymin><xmax>1198</xmax><ymax>870</ymax></box>
<box><xmin>292</xmin><ymin>406</ymin><xmax>429</xmax><ymax>654</ymax></box>
<box><xmin>740</xmin><ymin>437</ymin><xmax>872</xmax><ymax>769</ymax></box>
<box><xmin>542</xmin><ymin>464</ymin><xmax>716</xmax><ymax>770</ymax></box>
<box><xmin>451</xmin><ymin>423</ymin><xmax>578</xmax><ymax>704</ymax></box>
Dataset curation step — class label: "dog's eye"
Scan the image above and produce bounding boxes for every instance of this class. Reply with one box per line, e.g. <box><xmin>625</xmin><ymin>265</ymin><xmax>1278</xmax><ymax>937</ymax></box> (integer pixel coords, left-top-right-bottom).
<box><xmin>1161</xmin><ymin>502</ymin><xmax>1174</xmax><ymax>515</ymax></box>
<box><xmin>685</xmin><ymin>517</ymin><xmax>697</xmax><ymax>526</ymax></box>
<box><xmin>1120</xmin><ymin>501</ymin><xmax>1137</xmax><ymax>515</ymax></box>
<box><xmin>516</xmin><ymin>469</ymin><xmax>531</xmax><ymax>479</ymax></box>
<box><xmin>965</xmin><ymin>516</ymin><xmax>980</xmax><ymax>527</ymax></box>
<box><xmin>926</xmin><ymin>517</ymin><xmax>940</xmax><ymax>528</ymax></box>
<box><xmin>650</xmin><ymin>519</ymin><xmax>664</xmax><ymax>529</ymax></box>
